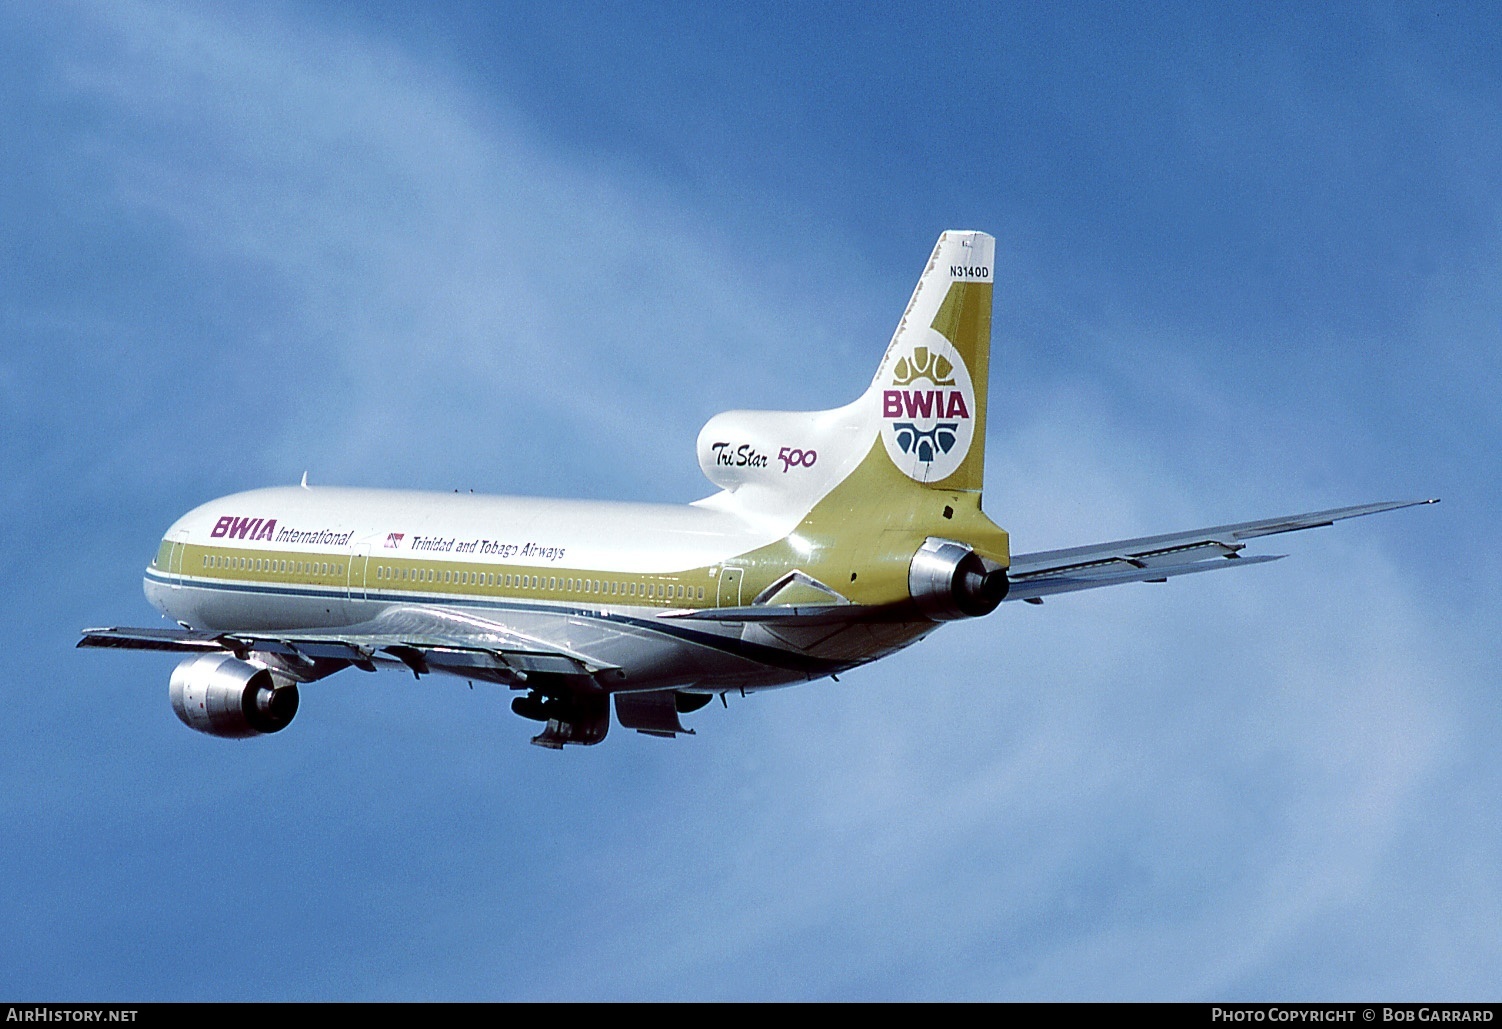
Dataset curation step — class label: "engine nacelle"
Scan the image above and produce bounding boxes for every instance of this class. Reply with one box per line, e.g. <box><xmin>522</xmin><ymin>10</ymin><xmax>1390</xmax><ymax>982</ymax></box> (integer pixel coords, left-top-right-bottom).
<box><xmin>169</xmin><ymin>653</ymin><xmax>299</xmax><ymax>738</ymax></box>
<box><xmin>908</xmin><ymin>538</ymin><xmax>1009</xmax><ymax>621</ymax></box>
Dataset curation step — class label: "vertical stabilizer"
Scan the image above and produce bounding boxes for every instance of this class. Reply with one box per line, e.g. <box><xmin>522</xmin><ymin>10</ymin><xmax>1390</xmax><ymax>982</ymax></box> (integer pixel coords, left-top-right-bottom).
<box><xmin>869</xmin><ymin>230</ymin><xmax>994</xmax><ymax>492</ymax></box>
<box><xmin>695</xmin><ymin>230</ymin><xmax>1008</xmax><ymax>598</ymax></box>
<box><xmin>694</xmin><ymin>231</ymin><xmax>999</xmax><ymax>540</ymax></box>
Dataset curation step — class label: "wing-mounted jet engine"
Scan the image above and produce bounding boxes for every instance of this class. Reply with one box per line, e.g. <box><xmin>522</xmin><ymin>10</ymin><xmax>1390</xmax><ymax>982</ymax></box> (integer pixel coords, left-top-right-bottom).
<box><xmin>169</xmin><ymin>653</ymin><xmax>299</xmax><ymax>738</ymax></box>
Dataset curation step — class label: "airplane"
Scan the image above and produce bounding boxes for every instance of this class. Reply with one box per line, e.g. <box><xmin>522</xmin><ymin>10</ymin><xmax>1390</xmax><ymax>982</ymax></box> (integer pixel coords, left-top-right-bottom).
<box><xmin>79</xmin><ymin>231</ymin><xmax>1436</xmax><ymax>748</ymax></box>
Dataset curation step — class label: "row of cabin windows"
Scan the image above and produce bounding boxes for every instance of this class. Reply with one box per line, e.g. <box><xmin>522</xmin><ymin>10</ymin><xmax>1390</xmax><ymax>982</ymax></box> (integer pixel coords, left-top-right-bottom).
<box><xmin>203</xmin><ymin>554</ymin><xmax>342</xmax><ymax>577</ymax></box>
<box><xmin>372</xmin><ymin>565</ymin><xmax>705</xmax><ymax>601</ymax></box>
<box><xmin>198</xmin><ymin>553</ymin><xmax>702</xmax><ymax>602</ymax></box>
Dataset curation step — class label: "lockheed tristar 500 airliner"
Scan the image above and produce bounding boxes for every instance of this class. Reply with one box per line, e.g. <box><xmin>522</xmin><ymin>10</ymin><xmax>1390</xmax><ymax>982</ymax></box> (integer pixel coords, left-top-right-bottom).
<box><xmin>81</xmin><ymin>231</ymin><xmax>1435</xmax><ymax>748</ymax></box>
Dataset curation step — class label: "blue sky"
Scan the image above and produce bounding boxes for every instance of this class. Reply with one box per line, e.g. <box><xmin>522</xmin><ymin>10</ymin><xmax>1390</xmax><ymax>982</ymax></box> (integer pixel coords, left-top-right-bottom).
<box><xmin>3</xmin><ymin>0</ymin><xmax>1497</xmax><ymax>1001</ymax></box>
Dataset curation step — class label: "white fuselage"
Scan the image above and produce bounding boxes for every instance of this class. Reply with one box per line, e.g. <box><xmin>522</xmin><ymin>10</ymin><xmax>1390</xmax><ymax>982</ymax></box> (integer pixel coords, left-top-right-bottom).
<box><xmin>145</xmin><ymin>485</ymin><xmax>927</xmax><ymax>693</ymax></box>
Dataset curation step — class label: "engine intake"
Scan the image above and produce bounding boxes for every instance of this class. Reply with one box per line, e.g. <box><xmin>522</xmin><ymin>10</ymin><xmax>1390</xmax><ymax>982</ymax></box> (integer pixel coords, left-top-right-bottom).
<box><xmin>169</xmin><ymin>653</ymin><xmax>299</xmax><ymax>738</ymax></box>
<box><xmin>909</xmin><ymin>538</ymin><xmax>1009</xmax><ymax>620</ymax></box>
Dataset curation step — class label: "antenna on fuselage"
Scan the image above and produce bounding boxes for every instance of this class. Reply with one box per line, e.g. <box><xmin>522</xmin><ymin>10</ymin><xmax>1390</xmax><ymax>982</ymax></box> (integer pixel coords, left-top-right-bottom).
<box><xmin>300</xmin><ymin>471</ymin><xmax>310</xmax><ymax>490</ymax></box>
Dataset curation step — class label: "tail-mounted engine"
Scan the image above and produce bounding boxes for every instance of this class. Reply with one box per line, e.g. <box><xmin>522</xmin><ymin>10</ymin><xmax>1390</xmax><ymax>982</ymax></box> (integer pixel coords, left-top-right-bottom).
<box><xmin>908</xmin><ymin>537</ymin><xmax>1009</xmax><ymax>621</ymax></box>
<box><xmin>169</xmin><ymin>653</ymin><xmax>300</xmax><ymax>738</ymax></box>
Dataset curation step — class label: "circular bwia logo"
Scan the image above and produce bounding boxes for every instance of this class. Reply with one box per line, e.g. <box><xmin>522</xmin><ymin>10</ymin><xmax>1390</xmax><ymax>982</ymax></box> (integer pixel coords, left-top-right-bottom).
<box><xmin>878</xmin><ymin>329</ymin><xmax>975</xmax><ymax>482</ymax></box>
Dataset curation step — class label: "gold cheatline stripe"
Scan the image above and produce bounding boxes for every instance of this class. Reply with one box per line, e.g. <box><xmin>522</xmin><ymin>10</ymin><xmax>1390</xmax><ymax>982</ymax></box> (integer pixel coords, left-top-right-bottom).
<box><xmin>163</xmin><ymin>542</ymin><xmax>716</xmax><ymax>607</ymax></box>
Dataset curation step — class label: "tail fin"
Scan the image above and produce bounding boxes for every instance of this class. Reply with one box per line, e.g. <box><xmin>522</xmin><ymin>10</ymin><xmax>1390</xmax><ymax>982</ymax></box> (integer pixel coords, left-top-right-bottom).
<box><xmin>869</xmin><ymin>230</ymin><xmax>994</xmax><ymax>492</ymax></box>
<box><xmin>696</xmin><ymin>230</ymin><xmax>996</xmax><ymax>514</ymax></box>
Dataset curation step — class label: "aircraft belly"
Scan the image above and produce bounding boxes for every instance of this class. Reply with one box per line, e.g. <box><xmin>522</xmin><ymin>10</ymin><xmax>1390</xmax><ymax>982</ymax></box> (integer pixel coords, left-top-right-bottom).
<box><xmin>416</xmin><ymin>600</ymin><xmax>811</xmax><ymax>692</ymax></box>
<box><xmin>150</xmin><ymin>575</ymin><xmax>821</xmax><ymax>692</ymax></box>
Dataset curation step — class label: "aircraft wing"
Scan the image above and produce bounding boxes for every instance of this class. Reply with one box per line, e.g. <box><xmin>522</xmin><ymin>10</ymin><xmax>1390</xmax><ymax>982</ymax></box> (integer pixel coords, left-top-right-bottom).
<box><xmin>1004</xmin><ymin>499</ymin><xmax>1436</xmax><ymax>604</ymax></box>
<box><xmin>79</xmin><ymin>604</ymin><xmax>621</xmax><ymax>683</ymax></box>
